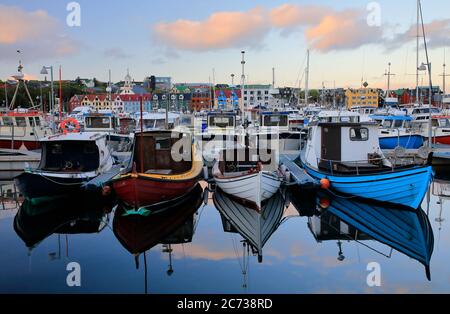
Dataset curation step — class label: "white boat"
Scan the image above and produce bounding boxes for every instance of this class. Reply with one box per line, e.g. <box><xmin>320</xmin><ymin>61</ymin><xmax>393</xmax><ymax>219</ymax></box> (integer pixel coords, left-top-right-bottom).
<box><xmin>15</xmin><ymin>132</ymin><xmax>114</xmax><ymax>200</ymax></box>
<box><xmin>214</xmin><ymin>188</ymin><xmax>285</xmax><ymax>262</ymax></box>
<box><xmin>212</xmin><ymin>148</ymin><xmax>282</xmax><ymax>210</ymax></box>
<box><xmin>0</xmin><ymin>148</ymin><xmax>40</xmax><ymax>180</ymax></box>
<box><xmin>201</xmin><ymin>112</ymin><xmax>245</xmax><ymax>167</ymax></box>
<box><xmin>247</xmin><ymin>111</ymin><xmax>302</xmax><ymax>156</ymax></box>
<box><xmin>135</xmin><ymin>111</ymin><xmax>180</xmax><ymax>130</ymax></box>
<box><xmin>0</xmin><ymin>109</ymin><xmax>53</xmax><ymax>150</ymax></box>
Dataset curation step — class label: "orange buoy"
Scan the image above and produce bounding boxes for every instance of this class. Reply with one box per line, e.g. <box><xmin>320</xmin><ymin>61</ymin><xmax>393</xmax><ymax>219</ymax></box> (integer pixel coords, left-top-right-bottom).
<box><xmin>60</xmin><ymin>117</ymin><xmax>81</xmax><ymax>134</ymax></box>
<box><xmin>320</xmin><ymin>178</ymin><xmax>331</xmax><ymax>190</ymax></box>
<box><xmin>319</xmin><ymin>197</ymin><xmax>330</xmax><ymax>209</ymax></box>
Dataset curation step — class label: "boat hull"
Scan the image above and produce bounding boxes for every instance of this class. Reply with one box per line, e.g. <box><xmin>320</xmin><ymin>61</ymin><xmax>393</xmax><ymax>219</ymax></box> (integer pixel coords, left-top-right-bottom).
<box><xmin>214</xmin><ymin>171</ymin><xmax>281</xmax><ymax>210</ymax></box>
<box><xmin>379</xmin><ymin>135</ymin><xmax>424</xmax><ymax>149</ymax></box>
<box><xmin>303</xmin><ymin>163</ymin><xmax>433</xmax><ymax>209</ymax></box>
<box><xmin>0</xmin><ymin>139</ymin><xmax>40</xmax><ymax>150</ymax></box>
<box><xmin>14</xmin><ymin>172</ymin><xmax>93</xmax><ymax>200</ymax></box>
<box><xmin>431</xmin><ymin>135</ymin><xmax>450</xmax><ymax>145</ymax></box>
<box><xmin>112</xmin><ymin>175</ymin><xmax>199</xmax><ymax>208</ymax></box>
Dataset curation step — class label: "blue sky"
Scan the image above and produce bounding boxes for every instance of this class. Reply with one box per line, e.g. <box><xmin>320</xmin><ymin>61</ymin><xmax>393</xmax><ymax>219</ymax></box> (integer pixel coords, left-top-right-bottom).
<box><xmin>0</xmin><ymin>0</ymin><xmax>449</xmax><ymax>90</ymax></box>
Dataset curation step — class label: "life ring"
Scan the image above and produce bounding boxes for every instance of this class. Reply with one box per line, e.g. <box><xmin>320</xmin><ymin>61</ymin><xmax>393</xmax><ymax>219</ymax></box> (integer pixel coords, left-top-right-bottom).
<box><xmin>61</xmin><ymin>118</ymin><xmax>80</xmax><ymax>134</ymax></box>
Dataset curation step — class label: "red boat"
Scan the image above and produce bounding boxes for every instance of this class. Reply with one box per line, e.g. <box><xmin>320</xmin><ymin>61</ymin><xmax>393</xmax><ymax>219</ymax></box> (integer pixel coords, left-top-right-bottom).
<box><xmin>111</xmin><ymin>130</ymin><xmax>203</xmax><ymax>208</ymax></box>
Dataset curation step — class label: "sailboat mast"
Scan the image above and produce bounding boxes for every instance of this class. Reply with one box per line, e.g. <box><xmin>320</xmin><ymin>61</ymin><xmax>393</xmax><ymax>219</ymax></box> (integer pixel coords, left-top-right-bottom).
<box><xmin>305</xmin><ymin>49</ymin><xmax>310</xmax><ymax>106</ymax></box>
<box><xmin>240</xmin><ymin>51</ymin><xmax>246</xmax><ymax>123</ymax></box>
<box><xmin>416</xmin><ymin>0</ymin><xmax>420</xmax><ymax>104</ymax></box>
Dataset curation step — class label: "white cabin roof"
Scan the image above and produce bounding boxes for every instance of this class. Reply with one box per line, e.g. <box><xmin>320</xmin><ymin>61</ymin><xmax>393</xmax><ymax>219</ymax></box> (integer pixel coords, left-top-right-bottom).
<box><xmin>41</xmin><ymin>132</ymin><xmax>107</xmax><ymax>142</ymax></box>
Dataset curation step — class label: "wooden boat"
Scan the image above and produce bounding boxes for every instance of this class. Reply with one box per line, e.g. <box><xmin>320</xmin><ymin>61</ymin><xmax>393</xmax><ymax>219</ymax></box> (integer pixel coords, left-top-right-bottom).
<box><xmin>113</xmin><ymin>184</ymin><xmax>203</xmax><ymax>254</ymax></box>
<box><xmin>0</xmin><ymin>148</ymin><xmax>40</xmax><ymax>180</ymax></box>
<box><xmin>300</xmin><ymin>119</ymin><xmax>433</xmax><ymax>209</ymax></box>
<box><xmin>311</xmin><ymin>191</ymin><xmax>434</xmax><ymax>280</ymax></box>
<box><xmin>0</xmin><ymin>110</ymin><xmax>53</xmax><ymax>150</ymax></box>
<box><xmin>15</xmin><ymin>132</ymin><xmax>114</xmax><ymax>200</ymax></box>
<box><xmin>111</xmin><ymin>130</ymin><xmax>203</xmax><ymax>208</ymax></box>
<box><xmin>212</xmin><ymin>147</ymin><xmax>282</xmax><ymax>210</ymax></box>
<box><xmin>213</xmin><ymin>188</ymin><xmax>285</xmax><ymax>262</ymax></box>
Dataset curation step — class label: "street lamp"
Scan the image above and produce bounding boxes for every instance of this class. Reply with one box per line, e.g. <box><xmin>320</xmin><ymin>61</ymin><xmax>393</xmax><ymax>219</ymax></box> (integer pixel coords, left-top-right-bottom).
<box><xmin>40</xmin><ymin>66</ymin><xmax>54</xmax><ymax>114</ymax></box>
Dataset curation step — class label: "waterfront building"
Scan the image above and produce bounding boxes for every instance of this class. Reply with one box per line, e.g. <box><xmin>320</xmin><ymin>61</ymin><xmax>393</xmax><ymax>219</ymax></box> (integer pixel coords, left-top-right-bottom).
<box><xmin>345</xmin><ymin>88</ymin><xmax>381</xmax><ymax>109</ymax></box>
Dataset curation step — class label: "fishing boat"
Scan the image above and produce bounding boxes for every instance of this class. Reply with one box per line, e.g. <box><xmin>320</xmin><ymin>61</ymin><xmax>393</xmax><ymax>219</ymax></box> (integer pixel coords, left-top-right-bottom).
<box><xmin>370</xmin><ymin>114</ymin><xmax>424</xmax><ymax>149</ymax></box>
<box><xmin>113</xmin><ymin>184</ymin><xmax>202</xmax><ymax>255</ymax></box>
<box><xmin>212</xmin><ymin>147</ymin><xmax>283</xmax><ymax>210</ymax></box>
<box><xmin>214</xmin><ymin>188</ymin><xmax>285</xmax><ymax>262</ymax></box>
<box><xmin>201</xmin><ymin>111</ymin><xmax>245</xmax><ymax>168</ymax></box>
<box><xmin>412</xmin><ymin>115</ymin><xmax>450</xmax><ymax>144</ymax></box>
<box><xmin>247</xmin><ymin>111</ymin><xmax>302</xmax><ymax>155</ymax></box>
<box><xmin>300</xmin><ymin>118</ymin><xmax>433</xmax><ymax>208</ymax></box>
<box><xmin>0</xmin><ymin>110</ymin><xmax>53</xmax><ymax>150</ymax></box>
<box><xmin>310</xmin><ymin>191</ymin><xmax>434</xmax><ymax>280</ymax></box>
<box><xmin>82</xmin><ymin>112</ymin><xmax>133</xmax><ymax>153</ymax></box>
<box><xmin>111</xmin><ymin>130</ymin><xmax>203</xmax><ymax>209</ymax></box>
<box><xmin>0</xmin><ymin>148</ymin><xmax>40</xmax><ymax>180</ymax></box>
<box><xmin>15</xmin><ymin>132</ymin><xmax>114</xmax><ymax>200</ymax></box>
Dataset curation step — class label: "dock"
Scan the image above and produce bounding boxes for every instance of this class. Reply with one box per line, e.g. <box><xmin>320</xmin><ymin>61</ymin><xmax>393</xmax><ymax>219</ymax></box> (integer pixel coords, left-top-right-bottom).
<box><xmin>279</xmin><ymin>154</ymin><xmax>320</xmax><ymax>189</ymax></box>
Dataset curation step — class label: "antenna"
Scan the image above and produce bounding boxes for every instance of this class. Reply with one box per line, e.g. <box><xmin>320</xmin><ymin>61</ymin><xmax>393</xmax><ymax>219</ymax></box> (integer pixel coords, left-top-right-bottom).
<box><xmin>384</xmin><ymin>62</ymin><xmax>396</xmax><ymax>97</ymax></box>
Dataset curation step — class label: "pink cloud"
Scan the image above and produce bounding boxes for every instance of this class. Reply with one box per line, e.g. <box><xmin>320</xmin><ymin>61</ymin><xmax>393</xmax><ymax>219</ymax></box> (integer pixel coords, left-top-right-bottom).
<box><xmin>153</xmin><ymin>7</ymin><xmax>269</xmax><ymax>51</ymax></box>
<box><xmin>152</xmin><ymin>4</ymin><xmax>384</xmax><ymax>54</ymax></box>
<box><xmin>0</xmin><ymin>5</ymin><xmax>79</xmax><ymax>60</ymax></box>
<box><xmin>305</xmin><ymin>10</ymin><xmax>383</xmax><ymax>52</ymax></box>
<box><xmin>270</xmin><ymin>4</ymin><xmax>331</xmax><ymax>28</ymax></box>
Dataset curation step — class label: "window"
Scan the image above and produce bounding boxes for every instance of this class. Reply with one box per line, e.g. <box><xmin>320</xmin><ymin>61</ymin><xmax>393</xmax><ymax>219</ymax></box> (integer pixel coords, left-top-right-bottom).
<box><xmin>15</xmin><ymin>117</ymin><xmax>27</xmax><ymax>127</ymax></box>
<box><xmin>393</xmin><ymin>120</ymin><xmax>403</xmax><ymax>128</ymax></box>
<box><xmin>265</xmin><ymin>91</ymin><xmax>269</xmax><ymax>95</ymax></box>
<box><xmin>382</xmin><ymin>120</ymin><xmax>392</xmax><ymax>128</ymax></box>
<box><xmin>2</xmin><ymin>117</ymin><xmax>12</xmax><ymax>126</ymax></box>
<box><xmin>155</xmin><ymin>137</ymin><xmax>171</xmax><ymax>150</ymax></box>
<box><xmin>350</xmin><ymin>127</ymin><xmax>369</xmax><ymax>141</ymax></box>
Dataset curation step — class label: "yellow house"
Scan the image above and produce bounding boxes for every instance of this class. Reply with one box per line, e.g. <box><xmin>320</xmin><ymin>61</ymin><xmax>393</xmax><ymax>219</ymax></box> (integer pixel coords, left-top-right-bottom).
<box><xmin>345</xmin><ymin>88</ymin><xmax>379</xmax><ymax>109</ymax></box>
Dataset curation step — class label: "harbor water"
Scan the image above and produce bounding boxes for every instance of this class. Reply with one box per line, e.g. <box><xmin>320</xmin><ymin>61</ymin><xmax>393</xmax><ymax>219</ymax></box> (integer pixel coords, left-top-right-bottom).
<box><xmin>0</xmin><ymin>172</ymin><xmax>449</xmax><ymax>294</ymax></box>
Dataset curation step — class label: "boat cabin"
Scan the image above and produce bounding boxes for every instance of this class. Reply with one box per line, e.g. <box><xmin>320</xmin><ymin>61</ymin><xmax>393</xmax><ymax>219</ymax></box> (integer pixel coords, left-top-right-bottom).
<box><xmin>304</xmin><ymin>121</ymin><xmax>389</xmax><ymax>174</ymax></box>
<box><xmin>313</xmin><ymin>110</ymin><xmax>360</xmax><ymax>124</ymax></box>
<box><xmin>0</xmin><ymin>112</ymin><xmax>44</xmax><ymax>129</ymax></box>
<box><xmin>259</xmin><ymin>112</ymin><xmax>289</xmax><ymax>132</ymax></box>
<box><xmin>133</xmin><ymin>131</ymin><xmax>193</xmax><ymax>175</ymax></box>
<box><xmin>370</xmin><ymin>115</ymin><xmax>412</xmax><ymax>129</ymax></box>
<box><xmin>38</xmin><ymin>133</ymin><xmax>112</xmax><ymax>173</ymax></box>
<box><xmin>206</xmin><ymin>112</ymin><xmax>236</xmax><ymax>132</ymax></box>
<box><xmin>84</xmin><ymin>113</ymin><xmax>118</xmax><ymax>133</ymax></box>
<box><xmin>136</xmin><ymin>112</ymin><xmax>180</xmax><ymax>131</ymax></box>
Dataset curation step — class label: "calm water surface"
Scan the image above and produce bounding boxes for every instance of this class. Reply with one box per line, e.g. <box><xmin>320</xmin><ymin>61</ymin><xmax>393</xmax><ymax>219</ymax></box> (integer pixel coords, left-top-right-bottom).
<box><xmin>1</xmin><ymin>173</ymin><xmax>449</xmax><ymax>294</ymax></box>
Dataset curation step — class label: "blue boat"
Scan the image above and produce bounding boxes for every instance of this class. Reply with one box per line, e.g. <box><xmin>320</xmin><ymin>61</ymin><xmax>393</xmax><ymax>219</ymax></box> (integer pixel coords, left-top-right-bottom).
<box><xmin>301</xmin><ymin>116</ymin><xmax>433</xmax><ymax>209</ymax></box>
<box><xmin>312</xmin><ymin>191</ymin><xmax>434</xmax><ymax>280</ymax></box>
<box><xmin>370</xmin><ymin>115</ymin><xmax>424</xmax><ymax>149</ymax></box>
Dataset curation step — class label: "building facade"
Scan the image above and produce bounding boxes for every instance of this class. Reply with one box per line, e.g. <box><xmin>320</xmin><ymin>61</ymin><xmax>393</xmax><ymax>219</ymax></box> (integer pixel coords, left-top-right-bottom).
<box><xmin>345</xmin><ymin>88</ymin><xmax>381</xmax><ymax>109</ymax></box>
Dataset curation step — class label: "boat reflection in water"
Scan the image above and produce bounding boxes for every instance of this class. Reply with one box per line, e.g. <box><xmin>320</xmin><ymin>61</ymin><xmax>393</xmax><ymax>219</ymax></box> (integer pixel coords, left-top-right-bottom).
<box><xmin>304</xmin><ymin>191</ymin><xmax>434</xmax><ymax>280</ymax></box>
<box><xmin>14</xmin><ymin>191</ymin><xmax>113</xmax><ymax>249</ymax></box>
<box><xmin>213</xmin><ymin>188</ymin><xmax>288</xmax><ymax>263</ymax></box>
<box><xmin>112</xmin><ymin>183</ymin><xmax>203</xmax><ymax>291</ymax></box>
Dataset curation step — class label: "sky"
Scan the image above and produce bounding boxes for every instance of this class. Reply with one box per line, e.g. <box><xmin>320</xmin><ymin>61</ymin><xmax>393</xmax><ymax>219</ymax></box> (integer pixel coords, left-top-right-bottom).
<box><xmin>0</xmin><ymin>0</ymin><xmax>449</xmax><ymax>90</ymax></box>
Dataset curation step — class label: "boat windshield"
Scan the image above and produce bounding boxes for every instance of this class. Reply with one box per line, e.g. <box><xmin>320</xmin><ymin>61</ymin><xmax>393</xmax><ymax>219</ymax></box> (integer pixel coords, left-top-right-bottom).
<box><xmin>40</xmin><ymin>141</ymin><xmax>100</xmax><ymax>172</ymax></box>
<box><xmin>438</xmin><ymin>118</ymin><xmax>450</xmax><ymax>127</ymax></box>
<box><xmin>85</xmin><ymin>116</ymin><xmax>114</xmax><ymax>129</ymax></box>
<box><xmin>208</xmin><ymin>116</ymin><xmax>235</xmax><ymax>128</ymax></box>
<box><xmin>262</xmin><ymin>115</ymin><xmax>288</xmax><ymax>127</ymax></box>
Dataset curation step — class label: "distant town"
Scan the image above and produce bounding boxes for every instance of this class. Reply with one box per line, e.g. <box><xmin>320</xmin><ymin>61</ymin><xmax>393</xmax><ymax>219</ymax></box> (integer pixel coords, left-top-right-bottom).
<box><xmin>1</xmin><ymin>69</ymin><xmax>448</xmax><ymax>114</ymax></box>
